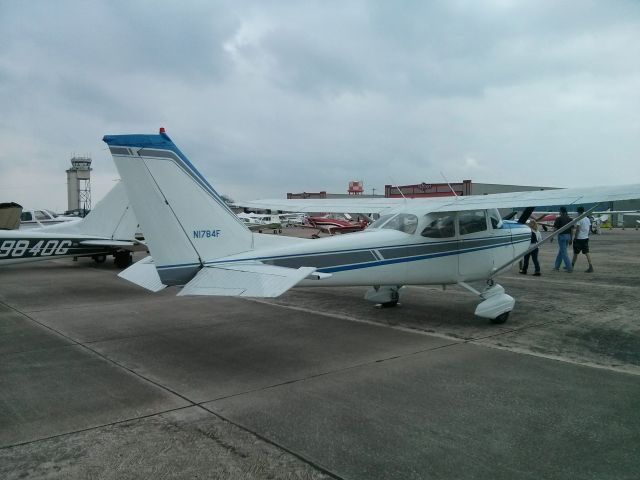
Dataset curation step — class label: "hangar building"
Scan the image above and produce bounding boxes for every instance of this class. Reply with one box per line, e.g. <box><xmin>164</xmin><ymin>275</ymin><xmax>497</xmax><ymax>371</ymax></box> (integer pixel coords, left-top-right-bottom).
<box><xmin>287</xmin><ymin>180</ymin><xmax>557</xmax><ymax>199</ymax></box>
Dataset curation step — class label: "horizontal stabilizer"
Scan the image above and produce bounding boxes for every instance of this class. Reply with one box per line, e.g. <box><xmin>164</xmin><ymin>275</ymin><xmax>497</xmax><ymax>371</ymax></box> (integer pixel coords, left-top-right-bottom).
<box><xmin>308</xmin><ymin>271</ymin><xmax>332</xmax><ymax>280</ymax></box>
<box><xmin>118</xmin><ymin>256</ymin><xmax>166</xmax><ymax>292</ymax></box>
<box><xmin>80</xmin><ymin>240</ymin><xmax>137</xmax><ymax>247</ymax></box>
<box><xmin>177</xmin><ymin>262</ymin><xmax>316</xmax><ymax>298</ymax></box>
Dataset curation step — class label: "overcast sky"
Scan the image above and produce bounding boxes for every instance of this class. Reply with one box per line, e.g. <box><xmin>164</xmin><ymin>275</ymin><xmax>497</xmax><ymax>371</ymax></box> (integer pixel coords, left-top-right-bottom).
<box><xmin>1</xmin><ymin>0</ymin><xmax>639</xmax><ymax>210</ymax></box>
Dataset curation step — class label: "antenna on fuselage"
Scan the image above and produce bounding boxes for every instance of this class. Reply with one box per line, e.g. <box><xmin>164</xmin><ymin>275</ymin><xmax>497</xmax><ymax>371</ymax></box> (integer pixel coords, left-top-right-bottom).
<box><xmin>440</xmin><ymin>171</ymin><xmax>459</xmax><ymax>198</ymax></box>
<box><xmin>389</xmin><ymin>176</ymin><xmax>407</xmax><ymax>204</ymax></box>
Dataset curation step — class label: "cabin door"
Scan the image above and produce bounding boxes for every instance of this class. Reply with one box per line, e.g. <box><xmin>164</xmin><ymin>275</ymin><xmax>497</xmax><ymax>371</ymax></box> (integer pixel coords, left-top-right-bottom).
<box><xmin>457</xmin><ymin>210</ymin><xmax>494</xmax><ymax>279</ymax></box>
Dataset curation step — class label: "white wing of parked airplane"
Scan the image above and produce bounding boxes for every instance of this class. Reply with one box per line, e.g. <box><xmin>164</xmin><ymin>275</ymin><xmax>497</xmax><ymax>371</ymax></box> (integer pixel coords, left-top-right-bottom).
<box><xmin>235</xmin><ymin>198</ymin><xmax>406</xmax><ymax>214</ymax></box>
<box><xmin>238</xmin><ymin>185</ymin><xmax>640</xmax><ymax>215</ymax></box>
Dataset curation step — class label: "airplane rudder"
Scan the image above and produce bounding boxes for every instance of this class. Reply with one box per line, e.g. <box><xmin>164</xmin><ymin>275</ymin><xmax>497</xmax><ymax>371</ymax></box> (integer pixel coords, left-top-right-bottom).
<box><xmin>105</xmin><ymin>132</ymin><xmax>252</xmax><ymax>265</ymax></box>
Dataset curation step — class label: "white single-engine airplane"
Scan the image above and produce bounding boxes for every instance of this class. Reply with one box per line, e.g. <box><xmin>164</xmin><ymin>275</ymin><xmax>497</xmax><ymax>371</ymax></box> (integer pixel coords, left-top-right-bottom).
<box><xmin>105</xmin><ymin>130</ymin><xmax>640</xmax><ymax>324</ymax></box>
<box><xmin>0</xmin><ymin>182</ymin><xmax>141</xmax><ymax>268</ymax></box>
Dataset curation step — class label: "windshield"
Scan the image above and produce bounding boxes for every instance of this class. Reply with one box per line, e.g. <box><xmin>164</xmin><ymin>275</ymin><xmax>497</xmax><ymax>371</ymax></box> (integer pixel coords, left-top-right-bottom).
<box><xmin>368</xmin><ymin>213</ymin><xmax>418</xmax><ymax>234</ymax></box>
<box><xmin>368</xmin><ymin>214</ymin><xmax>396</xmax><ymax>229</ymax></box>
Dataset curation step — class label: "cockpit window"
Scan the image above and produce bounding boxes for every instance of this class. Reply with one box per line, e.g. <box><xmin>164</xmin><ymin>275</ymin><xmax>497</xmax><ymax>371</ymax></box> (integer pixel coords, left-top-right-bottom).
<box><xmin>421</xmin><ymin>213</ymin><xmax>455</xmax><ymax>238</ymax></box>
<box><xmin>458</xmin><ymin>210</ymin><xmax>488</xmax><ymax>235</ymax></box>
<box><xmin>381</xmin><ymin>214</ymin><xmax>418</xmax><ymax>234</ymax></box>
<box><xmin>35</xmin><ymin>210</ymin><xmax>49</xmax><ymax>221</ymax></box>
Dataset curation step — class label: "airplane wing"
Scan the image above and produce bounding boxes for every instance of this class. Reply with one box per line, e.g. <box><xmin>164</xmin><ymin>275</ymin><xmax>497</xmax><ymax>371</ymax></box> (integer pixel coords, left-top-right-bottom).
<box><xmin>79</xmin><ymin>240</ymin><xmax>138</xmax><ymax>247</ymax></box>
<box><xmin>177</xmin><ymin>262</ymin><xmax>318</xmax><ymax>297</ymax></box>
<box><xmin>519</xmin><ymin>209</ymin><xmax>639</xmax><ymax>215</ymax></box>
<box><xmin>238</xmin><ymin>184</ymin><xmax>640</xmax><ymax>214</ymax></box>
<box><xmin>234</xmin><ymin>198</ymin><xmax>405</xmax><ymax>214</ymax></box>
<box><xmin>594</xmin><ymin>210</ymin><xmax>640</xmax><ymax>214</ymax></box>
<box><xmin>430</xmin><ymin>184</ymin><xmax>640</xmax><ymax>212</ymax></box>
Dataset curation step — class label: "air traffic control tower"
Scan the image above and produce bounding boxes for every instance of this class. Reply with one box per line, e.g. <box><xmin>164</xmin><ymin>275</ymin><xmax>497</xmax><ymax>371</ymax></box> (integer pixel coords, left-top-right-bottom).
<box><xmin>66</xmin><ymin>156</ymin><xmax>92</xmax><ymax>214</ymax></box>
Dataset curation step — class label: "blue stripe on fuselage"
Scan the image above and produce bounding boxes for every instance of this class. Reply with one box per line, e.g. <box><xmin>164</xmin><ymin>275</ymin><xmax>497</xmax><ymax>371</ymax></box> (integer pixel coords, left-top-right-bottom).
<box><xmin>154</xmin><ymin>234</ymin><xmax>530</xmax><ymax>274</ymax></box>
<box><xmin>318</xmin><ymin>238</ymin><xmax>527</xmax><ymax>273</ymax></box>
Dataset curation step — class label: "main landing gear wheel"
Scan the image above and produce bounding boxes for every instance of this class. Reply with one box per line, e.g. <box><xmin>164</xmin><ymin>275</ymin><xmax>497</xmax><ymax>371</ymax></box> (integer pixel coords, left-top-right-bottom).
<box><xmin>114</xmin><ymin>251</ymin><xmax>133</xmax><ymax>268</ymax></box>
<box><xmin>490</xmin><ymin>312</ymin><xmax>510</xmax><ymax>324</ymax></box>
<box><xmin>377</xmin><ymin>300</ymin><xmax>399</xmax><ymax>309</ymax></box>
<box><xmin>92</xmin><ymin>254</ymin><xmax>107</xmax><ymax>264</ymax></box>
<box><xmin>366</xmin><ymin>285</ymin><xmax>403</xmax><ymax>308</ymax></box>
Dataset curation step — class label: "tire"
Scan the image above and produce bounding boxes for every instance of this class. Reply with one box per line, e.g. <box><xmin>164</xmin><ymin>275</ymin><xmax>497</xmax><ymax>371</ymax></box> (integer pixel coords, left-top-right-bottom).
<box><xmin>490</xmin><ymin>312</ymin><xmax>509</xmax><ymax>324</ymax></box>
<box><xmin>93</xmin><ymin>254</ymin><xmax>107</xmax><ymax>264</ymax></box>
<box><xmin>114</xmin><ymin>251</ymin><xmax>133</xmax><ymax>268</ymax></box>
<box><xmin>379</xmin><ymin>300</ymin><xmax>398</xmax><ymax>308</ymax></box>
<box><xmin>379</xmin><ymin>289</ymin><xmax>400</xmax><ymax>308</ymax></box>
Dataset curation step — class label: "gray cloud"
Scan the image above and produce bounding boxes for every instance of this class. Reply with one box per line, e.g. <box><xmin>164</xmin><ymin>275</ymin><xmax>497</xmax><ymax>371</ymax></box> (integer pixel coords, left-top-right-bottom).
<box><xmin>1</xmin><ymin>0</ymin><xmax>639</xmax><ymax>210</ymax></box>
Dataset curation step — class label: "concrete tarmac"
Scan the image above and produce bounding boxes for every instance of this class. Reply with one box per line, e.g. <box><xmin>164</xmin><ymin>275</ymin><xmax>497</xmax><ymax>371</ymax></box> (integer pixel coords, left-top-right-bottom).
<box><xmin>1</xmin><ymin>229</ymin><xmax>639</xmax><ymax>479</ymax></box>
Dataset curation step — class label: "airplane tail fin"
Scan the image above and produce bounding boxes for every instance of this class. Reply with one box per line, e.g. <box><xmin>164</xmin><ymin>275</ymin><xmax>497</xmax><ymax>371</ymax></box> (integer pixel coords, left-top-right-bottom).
<box><xmin>103</xmin><ymin>130</ymin><xmax>253</xmax><ymax>285</ymax></box>
<box><xmin>45</xmin><ymin>182</ymin><xmax>138</xmax><ymax>240</ymax></box>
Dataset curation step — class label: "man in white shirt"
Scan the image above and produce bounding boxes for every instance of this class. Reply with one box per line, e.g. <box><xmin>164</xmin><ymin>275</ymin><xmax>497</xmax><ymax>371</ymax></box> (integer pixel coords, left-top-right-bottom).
<box><xmin>572</xmin><ymin>206</ymin><xmax>594</xmax><ymax>272</ymax></box>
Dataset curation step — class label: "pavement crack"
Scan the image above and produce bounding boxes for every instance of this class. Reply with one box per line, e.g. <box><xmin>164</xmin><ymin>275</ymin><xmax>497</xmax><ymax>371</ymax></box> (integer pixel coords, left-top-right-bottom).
<box><xmin>0</xmin><ymin>406</ymin><xmax>193</xmax><ymax>451</ymax></box>
<box><xmin>198</xmin><ymin>405</ymin><xmax>344</xmax><ymax>480</ymax></box>
<box><xmin>0</xmin><ymin>300</ymin><xmax>346</xmax><ymax>479</ymax></box>
<box><xmin>0</xmin><ymin>300</ymin><xmax>197</xmax><ymax>407</ymax></box>
<box><xmin>197</xmin><ymin>341</ymin><xmax>460</xmax><ymax>405</ymax></box>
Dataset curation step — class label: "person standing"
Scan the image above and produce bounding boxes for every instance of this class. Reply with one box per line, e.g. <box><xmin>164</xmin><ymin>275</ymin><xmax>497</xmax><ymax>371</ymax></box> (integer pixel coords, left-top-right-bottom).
<box><xmin>520</xmin><ymin>219</ymin><xmax>542</xmax><ymax>276</ymax></box>
<box><xmin>553</xmin><ymin>207</ymin><xmax>573</xmax><ymax>272</ymax></box>
<box><xmin>572</xmin><ymin>206</ymin><xmax>594</xmax><ymax>272</ymax></box>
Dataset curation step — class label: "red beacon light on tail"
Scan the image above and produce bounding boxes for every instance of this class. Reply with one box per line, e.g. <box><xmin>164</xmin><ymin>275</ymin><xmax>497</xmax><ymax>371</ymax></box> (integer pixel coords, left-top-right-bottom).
<box><xmin>159</xmin><ymin>127</ymin><xmax>166</xmax><ymax>134</ymax></box>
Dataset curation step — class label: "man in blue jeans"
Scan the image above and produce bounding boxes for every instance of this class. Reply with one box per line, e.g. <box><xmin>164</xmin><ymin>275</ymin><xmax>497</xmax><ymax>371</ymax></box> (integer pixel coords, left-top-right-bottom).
<box><xmin>553</xmin><ymin>206</ymin><xmax>573</xmax><ymax>272</ymax></box>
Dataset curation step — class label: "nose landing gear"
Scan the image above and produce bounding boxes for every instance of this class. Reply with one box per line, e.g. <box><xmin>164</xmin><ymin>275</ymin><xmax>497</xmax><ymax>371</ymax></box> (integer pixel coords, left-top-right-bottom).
<box><xmin>364</xmin><ymin>285</ymin><xmax>404</xmax><ymax>308</ymax></box>
<box><xmin>475</xmin><ymin>284</ymin><xmax>514</xmax><ymax>323</ymax></box>
<box><xmin>458</xmin><ymin>281</ymin><xmax>515</xmax><ymax>324</ymax></box>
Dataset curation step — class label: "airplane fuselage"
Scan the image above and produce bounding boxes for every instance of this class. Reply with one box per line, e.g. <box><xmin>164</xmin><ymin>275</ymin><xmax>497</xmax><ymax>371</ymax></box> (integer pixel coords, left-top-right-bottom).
<box><xmin>0</xmin><ymin>230</ymin><xmax>114</xmax><ymax>266</ymax></box>
<box><xmin>246</xmin><ymin>224</ymin><xmax>528</xmax><ymax>287</ymax></box>
<box><xmin>155</xmin><ymin>216</ymin><xmax>531</xmax><ymax>288</ymax></box>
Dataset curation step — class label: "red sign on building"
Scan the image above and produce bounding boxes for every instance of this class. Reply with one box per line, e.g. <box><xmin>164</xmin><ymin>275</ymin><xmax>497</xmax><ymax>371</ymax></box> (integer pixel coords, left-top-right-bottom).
<box><xmin>385</xmin><ymin>180</ymin><xmax>472</xmax><ymax>198</ymax></box>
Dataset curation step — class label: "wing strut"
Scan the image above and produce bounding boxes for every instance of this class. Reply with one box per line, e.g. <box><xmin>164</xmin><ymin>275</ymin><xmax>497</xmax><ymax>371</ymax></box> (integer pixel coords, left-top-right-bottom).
<box><xmin>517</xmin><ymin>207</ymin><xmax>535</xmax><ymax>224</ymax></box>
<box><xmin>490</xmin><ymin>204</ymin><xmax>600</xmax><ymax>279</ymax></box>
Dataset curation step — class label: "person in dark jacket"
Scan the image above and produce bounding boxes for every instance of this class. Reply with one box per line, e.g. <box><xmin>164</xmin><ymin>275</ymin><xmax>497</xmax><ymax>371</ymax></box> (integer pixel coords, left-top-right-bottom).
<box><xmin>553</xmin><ymin>206</ymin><xmax>573</xmax><ymax>272</ymax></box>
<box><xmin>520</xmin><ymin>219</ymin><xmax>541</xmax><ymax>276</ymax></box>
